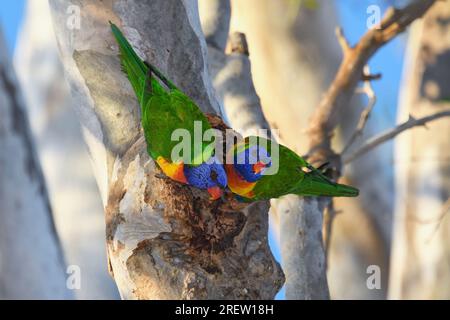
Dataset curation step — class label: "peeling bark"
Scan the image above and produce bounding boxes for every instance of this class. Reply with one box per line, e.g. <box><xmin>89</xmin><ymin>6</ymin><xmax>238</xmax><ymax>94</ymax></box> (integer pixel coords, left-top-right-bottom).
<box><xmin>0</xmin><ymin>29</ymin><xmax>70</xmax><ymax>299</ymax></box>
<box><xmin>49</xmin><ymin>0</ymin><xmax>283</xmax><ymax>299</ymax></box>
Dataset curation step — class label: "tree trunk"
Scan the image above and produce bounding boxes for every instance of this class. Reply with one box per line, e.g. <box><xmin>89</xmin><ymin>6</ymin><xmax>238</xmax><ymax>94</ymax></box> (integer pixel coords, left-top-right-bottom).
<box><xmin>49</xmin><ymin>0</ymin><xmax>283</xmax><ymax>299</ymax></box>
<box><xmin>390</xmin><ymin>1</ymin><xmax>450</xmax><ymax>299</ymax></box>
<box><xmin>14</xmin><ymin>0</ymin><xmax>118</xmax><ymax>299</ymax></box>
<box><xmin>0</xmin><ymin>28</ymin><xmax>70</xmax><ymax>299</ymax></box>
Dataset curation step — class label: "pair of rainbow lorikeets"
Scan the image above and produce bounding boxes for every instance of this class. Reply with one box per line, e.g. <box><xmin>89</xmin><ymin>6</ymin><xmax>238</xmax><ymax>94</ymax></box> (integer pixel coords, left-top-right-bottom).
<box><xmin>110</xmin><ymin>23</ymin><xmax>358</xmax><ymax>202</ymax></box>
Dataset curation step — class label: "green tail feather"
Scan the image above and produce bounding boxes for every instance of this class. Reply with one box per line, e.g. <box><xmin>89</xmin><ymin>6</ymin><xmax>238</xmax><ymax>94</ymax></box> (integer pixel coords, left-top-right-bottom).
<box><xmin>110</xmin><ymin>22</ymin><xmax>151</xmax><ymax>107</ymax></box>
<box><xmin>110</xmin><ymin>22</ymin><xmax>179</xmax><ymax>107</ymax></box>
<box><xmin>293</xmin><ymin>171</ymin><xmax>359</xmax><ymax>197</ymax></box>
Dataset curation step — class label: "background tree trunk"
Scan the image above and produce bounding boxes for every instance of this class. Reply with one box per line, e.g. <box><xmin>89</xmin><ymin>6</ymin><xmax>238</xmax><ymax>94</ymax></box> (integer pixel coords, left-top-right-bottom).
<box><xmin>0</xmin><ymin>28</ymin><xmax>71</xmax><ymax>299</ymax></box>
<box><xmin>390</xmin><ymin>1</ymin><xmax>450</xmax><ymax>299</ymax></box>
<box><xmin>49</xmin><ymin>0</ymin><xmax>283</xmax><ymax>299</ymax></box>
<box><xmin>14</xmin><ymin>0</ymin><xmax>118</xmax><ymax>299</ymax></box>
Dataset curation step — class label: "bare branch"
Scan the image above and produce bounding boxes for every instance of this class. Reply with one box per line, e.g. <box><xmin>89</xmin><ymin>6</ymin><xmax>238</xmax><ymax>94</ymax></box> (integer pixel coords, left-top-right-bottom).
<box><xmin>306</xmin><ymin>0</ymin><xmax>437</xmax><ymax>166</ymax></box>
<box><xmin>343</xmin><ymin>110</ymin><xmax>450</xmax><ymax>164</ymax></box>
<box><xmin>341</xmin><ymin>65</ymin><xmax>378</xmax><ymax>155</ymax></box>
<box><xmin>361</xmin><ymin>73</ymin><xmax>382</xmax><ymax>81</ymax></box>
<box><xmin>335</xmin><ymin>27</ymin><xmax>350</xmax><ymax>55</ymax></box>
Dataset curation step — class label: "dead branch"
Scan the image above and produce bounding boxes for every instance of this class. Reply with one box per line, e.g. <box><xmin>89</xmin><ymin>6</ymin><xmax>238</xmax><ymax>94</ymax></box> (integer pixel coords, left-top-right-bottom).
<box><xmin>306</xmin><ymin>0</ymin><xmax>437</xmax><ymax>167</ymax></box>
<box><xmin>341</xmin><ymin>65</ymin><xmax>378</xmax><ymax>155</ymax></box>
<box><xmin>343</xmin><ymin>110</ymin><xmax>450</xmax><ymax>164</ymax></box>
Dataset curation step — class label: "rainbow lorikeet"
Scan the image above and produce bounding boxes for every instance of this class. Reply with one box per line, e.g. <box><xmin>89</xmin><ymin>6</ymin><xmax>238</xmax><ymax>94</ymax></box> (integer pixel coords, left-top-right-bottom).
<box><xmin>225</xmin><ymin>136</ymin><xmax>359</xmax><ymax>201</ymax></box>
<box><xmin>110</xmin><ymin>23</ymin><xmax>359</xmax><ymax>202</ymax></box>
<box><xmin>111</xmin><ymin>23</ymin><xmax>227</xmax><ymax>200</ymax></box>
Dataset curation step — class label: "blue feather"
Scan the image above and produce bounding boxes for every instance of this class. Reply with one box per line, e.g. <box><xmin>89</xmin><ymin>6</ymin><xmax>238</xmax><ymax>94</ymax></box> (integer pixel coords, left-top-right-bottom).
<box><xmin>184</xmin><ymin>157</ymin><xmax>227</xmax><ymax>190</ymax></box>
<box><xmin>234</xmin><ymin>145</ymin><xmax>271</xmax><ymax>182</ymax></box>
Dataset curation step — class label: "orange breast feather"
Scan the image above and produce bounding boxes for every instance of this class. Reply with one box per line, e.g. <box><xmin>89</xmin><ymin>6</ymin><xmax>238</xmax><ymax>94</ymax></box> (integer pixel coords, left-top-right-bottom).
<box><xmin>156</xmin><ymin>157</ymin><xmax>187</xmax><ymax>184</ymax></box>
<box><xmin>225</xmin><ymin>164</ymin><xmax>255</xmax><ymax>198</ymax></box>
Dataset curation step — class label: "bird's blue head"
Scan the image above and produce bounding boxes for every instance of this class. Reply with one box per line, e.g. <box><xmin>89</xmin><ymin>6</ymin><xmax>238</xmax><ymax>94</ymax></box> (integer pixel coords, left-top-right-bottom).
<box><xmin>233</xmin><ymin>145</ymin><xmax>272</xmax><ymax>182</ymax></box>
<box><xmin>184</xmin><ymin>157</ymin><xmax>228</xmax><ymax>190</ymax></box>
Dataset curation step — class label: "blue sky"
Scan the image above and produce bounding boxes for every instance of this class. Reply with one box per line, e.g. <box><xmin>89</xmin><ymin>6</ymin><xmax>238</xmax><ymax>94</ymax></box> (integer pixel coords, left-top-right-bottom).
<box><xmin>1</xmin><ymin>0</ymin><xmax>406</xmax><ymax>300</ymax></box>
<box><xmin>0</xmin><ymin>0</ymin><xmax>25</xmax><ymax>54</ymax></box>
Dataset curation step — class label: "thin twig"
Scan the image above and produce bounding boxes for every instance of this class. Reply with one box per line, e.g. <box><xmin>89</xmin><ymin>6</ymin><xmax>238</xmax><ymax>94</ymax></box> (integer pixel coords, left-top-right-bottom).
<box><xmin>335</xmin><ymin>27</ymin><xmax>350</xmax><ymax>54</ymax></box>
<box><xmin>343</xmin><ymin>110</ymin><xmax>450</xmax><ymax>164</ymax></box>
<box><xmin>341</xmin><ymin>65</ymin><xmax>378</xmax><ymax>155</ymax></box>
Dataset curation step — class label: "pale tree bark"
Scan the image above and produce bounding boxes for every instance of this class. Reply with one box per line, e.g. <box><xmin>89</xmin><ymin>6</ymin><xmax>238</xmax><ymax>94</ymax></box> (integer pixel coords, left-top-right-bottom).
<box><xmin>49</xmin><ymin>0</ymin><xmax>283</xmax><ymax>299</ymax></box>
<box><xmin>390</xmin><ymin>1</ymin><xmax>450</xmax><ymax>299</ymax></box>
<box><xmin>14</xmin><ymin>0</ymin><xmax>118</xmax><ymax>299</ymax></box>
<box><xmin>0</xmin><ymin>28</ymin><xmax>71</xmax><ymax>299</ymax></box>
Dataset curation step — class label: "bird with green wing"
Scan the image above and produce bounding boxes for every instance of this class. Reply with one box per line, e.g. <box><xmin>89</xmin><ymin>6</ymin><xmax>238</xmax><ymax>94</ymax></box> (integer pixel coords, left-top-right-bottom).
<box><xmin>111</xmin><ymin>22</ymin><xmax>227</xmax><ymax>200</ymax></box>
<box><xmin>224</xmin><ymin>136</ymin><xmax>359</xmax><ymax>201</ymax></box>
<box><xmin>110</xmin><ymin>23</ymin><xmax>358</xmax><ymax>203</ymax></box>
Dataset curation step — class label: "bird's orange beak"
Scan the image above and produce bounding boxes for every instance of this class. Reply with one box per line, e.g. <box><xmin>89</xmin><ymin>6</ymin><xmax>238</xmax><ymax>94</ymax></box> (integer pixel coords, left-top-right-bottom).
<box><xmin>207</xmin><ymin>186</ymin><xmax>223</xmax><ymax>201</ymax></box>
<box><xmin>253</xmin><ymin>161</ymin><xmax>266</xmax><ymax>174</ymax></box>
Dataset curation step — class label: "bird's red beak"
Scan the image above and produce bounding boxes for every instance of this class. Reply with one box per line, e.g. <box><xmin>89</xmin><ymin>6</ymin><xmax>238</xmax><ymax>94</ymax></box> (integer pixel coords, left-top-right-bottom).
<box><xmin>253</xmin><ymin>161</ymin><xmax>266</xmax><ymax>174</ymax></box>
<box><xmin>207</xmin><ymin>186</ymin><xmax>223</xmax><ymax>201</ymax></box>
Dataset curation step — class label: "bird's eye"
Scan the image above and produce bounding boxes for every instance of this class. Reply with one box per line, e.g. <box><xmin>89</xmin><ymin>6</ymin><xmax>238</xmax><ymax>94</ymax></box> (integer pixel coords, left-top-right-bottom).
<box><xmin>210</xmin><ymin>170</ymin><xmax>218</xmax><ymax>182</ymax></box>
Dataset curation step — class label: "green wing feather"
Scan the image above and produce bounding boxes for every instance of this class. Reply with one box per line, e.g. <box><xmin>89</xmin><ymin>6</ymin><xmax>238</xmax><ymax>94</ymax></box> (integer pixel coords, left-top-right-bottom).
<box><xmin>238</xmin><ymin>137</ymin><xmax>359</xmax><ymax>201</ymax></box>
<box><xmin>110</xmin><ymin>23</ymin><xmax>214</xmax><ymax>164</ymax></box>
